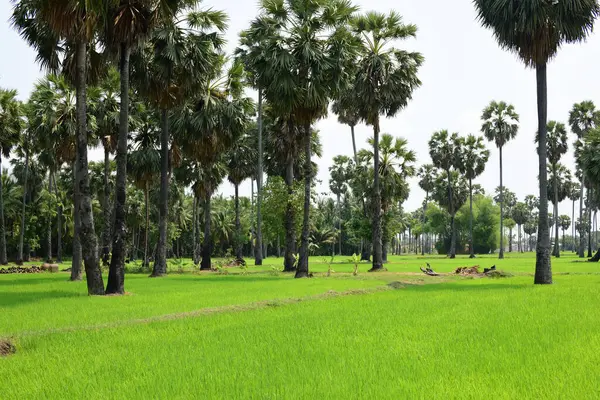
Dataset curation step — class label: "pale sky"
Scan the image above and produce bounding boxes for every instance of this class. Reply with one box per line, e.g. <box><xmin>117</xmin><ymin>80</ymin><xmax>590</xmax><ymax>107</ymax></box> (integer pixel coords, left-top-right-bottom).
<box><xmin>2</xmin><ymin>0</ymin><xmax>598</xmax><ymax>221</ymax></box>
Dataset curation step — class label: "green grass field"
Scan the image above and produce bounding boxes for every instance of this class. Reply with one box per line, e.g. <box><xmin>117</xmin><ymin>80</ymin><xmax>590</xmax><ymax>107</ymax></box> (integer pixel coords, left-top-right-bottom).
<box><xmin>2</xmin><ymin>252</ymin><xmax>600</xmax><ymax>399</ymax></box>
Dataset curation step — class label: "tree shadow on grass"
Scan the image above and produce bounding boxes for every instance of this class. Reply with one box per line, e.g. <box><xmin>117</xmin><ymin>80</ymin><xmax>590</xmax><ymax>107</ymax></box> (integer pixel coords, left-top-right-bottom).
<box><xmin>163</xmin><ymin>275</ymin><xmax>289</xmax><ymax>284</ymax></box>
<box><xmin>0</xmin><ymin>290</ymin><xmax>83</xmax><ymax>308</ymax></box>
<box><xmin>0</xmin><ymin>275</ymin><xmax>73</xmax><ymax>287</ymax></box>
<box><xmin>405</xmin><ymin>281</ymin><xmax>531</xmax><ymax>293</ymax></box>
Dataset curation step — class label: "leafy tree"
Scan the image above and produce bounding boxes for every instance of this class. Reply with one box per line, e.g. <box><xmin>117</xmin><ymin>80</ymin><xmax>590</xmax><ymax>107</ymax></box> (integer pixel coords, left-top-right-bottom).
<box><xmin>456</xmin><ymin>134</ymin><xmax>489</xmax><ymax>258</ymax></box>
<box><xmin>481</xmin><ymin>100</ymin><xmax>519</xmax><ymax>259</ymax></box>
<box><xmin>0</xmin><ymin>88</ymin><xmax>22</xmax><ymax>264</ymax></box>
<box><xmin>429</xmin><ymin>130</ymin><xmax>460</xmax><ymax>258</ymax></box>
<box><xmin>352</xmin><ymin>10</ymin><xmax>423</xmax><ymax>271</ymax></box>
<box><xmin>474</xmin><ymin>0</ymin><xmax>600</xmax><ymax>284</ymax></box>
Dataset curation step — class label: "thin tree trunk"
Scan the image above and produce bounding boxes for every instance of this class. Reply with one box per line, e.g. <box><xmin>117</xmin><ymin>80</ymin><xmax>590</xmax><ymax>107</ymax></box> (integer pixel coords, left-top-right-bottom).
<box><xmin>152</xmin><ymin>108</ymin><xmax>169</xmax><ymax>277</ymax></box>
<box><xmin>255</xmin><ymin>87</ymin><xmax>263</xmax><ymax>266</ymax></box>
<box><xmin>16</xmin><ymin>136</ymin><xmax>30</xmax><ymax>265</ymax></box>
<box><xmin>283</xmin><ymin>154</ymin><xmax>296</xmax><ymax>272</ymax></box>
<box><xmin>277</xmin><ymin>234</ymin><xmax>281</xmax><ymax>258</ymax></box>
<box><xmin>469</xmin><ymin>178</ymin><xmax>475</xmax><ymax>258</ymax></box>
<box><xmin>337</xmin><ymin>193</ymin><xmax>342</xmax><ymax>256</ymax></box>
<box><xmin>46</xmin><ymin>173</ymin><xmax>53</xmax><ymax>262</ymax></box>
<box><xmin>106</xmin><ymin>45</ymin><xmax>130</xmax><ymax>295</ymax></box>
<box><xmin>588</xmin><ymin>188</ymin><xmax>593</xmax><ymax>258</ymax></box>
<box><xmin>200</xmin><ymin>196</ymin><xmax>212</xmax><ymax>270</ymax></box>
<box><xmin>350</xmin><ymin>125</ymin><xmax>357</xmax><ymax>164</ymax></box>
<box><xmin>101</xmin><ymin>145</ymin><xmax>111</xmax><ymax>266</ymax></box>
<box><xmin>144</xmin><ymin>181</ymin><xmax>149</xmax><ymax>267</ymax></box>
<box><xmin>499</xmin><ymin>146</ymin><xmax>504</xmax><ymax>259</ymax></box>
<box><xmin>235</xmin><ymin>184</ymin><xmax>243</xmax><ymax>261</ymax></box>
<box><xmin>579</xmin><ymin>176</ymin><xmax>586</xmax><ymax>258</ymax></box>
<box><xmin>192</xmin><ymin>196</ymin><xmax>197</xmax><ymax>264</ymax></box>
<box><xmin>296</xmin><ymin>121</ymin><xmax>312</xmax><ymax>278</ymax></box>
<box><xmin>534</xmin><ymin>62</ymin><xmax>552</xmax><ymax>284</ymax></box>
<box><xmin>370</xmin><ymin>118</ymin><xmax>384</xmax><ymax>271</ymax></box>
<box><xmin>518</xmin><ymin>225</ymin><xmax>522</xmax><ymax>253</ymax></box>
<box><xmin>422</xmin><ymin>192</ymin><xmax>428</xmax><ymax>256</ymax></box>
<box><xmin>447</xmin><ymin>169</ymin><xmax>456</xmax><ymax>259</ymax></box>
<box><xmin>572</xmin><ymin>199</ymin><xmax>576</xmax><ymax>252</ymax></box>
<box><xmin>552</xmin><ymin>166</ymin><xmax>560</xmax><ymax>258</ymax></box>
<box><xmin>0</xmin><ymin>156</ymin><xmax>7</xmax><ymax>265</ymax></box>
<box><xmin>53</xmin><ymin>171</ymin><xmax>62</xmax><ymax>263</ymax></box>
<box><xmin>562</xmin><ymin>229</ymin><xmax>565</xmax><ymax>252</ymax></box>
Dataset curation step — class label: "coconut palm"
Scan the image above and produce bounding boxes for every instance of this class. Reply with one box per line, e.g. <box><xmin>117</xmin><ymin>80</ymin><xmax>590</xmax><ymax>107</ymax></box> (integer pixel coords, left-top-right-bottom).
<box><xmin>0</xmin><ymin>89</ymin><xmax>23</xmax><ymax>265</ymax></box>
<box><xmin>536</xmin><ymin>121</ymin><xmax>569</xmax><ymax>257</ymax></box>
<box><xmin>481</xmin><ymin>101</ymin><xmax>519</xmax><ymax>259</ymax></box>
<box><xmin>352</xmin><ymin>11</ymin><xmax>423</xmax><ymax>271</ymax></box>
<box><xmin>456</xmin><ymin>135</ymin><xmax>490</xmax><ymax>258</ymax></box>
<box><xmin>226</xmin><ymin>133</ymin><xmax>258</xmax><ymax>262</ymax></box>
<box><xmin>569</xmin><ymin>101</ymin><xmax>600</xmax><ymax>258</ymax></box>
<box><xmin>474</xmin><ymin>0</ymin><xmax>600</xmax><ymax>284</ymax></box>
<box><xmin>429</xmin><ymin>130</ymin><xmax>461</xmax><ymax>258</ymax></box>
<box><xmin>131</xmin><ymin>3</ymin><xmax>227</xmax><ymax>276</ymax></box>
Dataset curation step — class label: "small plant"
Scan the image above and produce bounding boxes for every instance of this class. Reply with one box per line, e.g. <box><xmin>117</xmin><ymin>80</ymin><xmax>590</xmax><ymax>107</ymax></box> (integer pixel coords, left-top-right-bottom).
<box><xmin>240</xmin><ymin>264</ymin><xmax>248</xmax><ymax>275</ymax></box>
<box><xmin>323</xmin><ymin>256</ymin><xmax>335</xmax><ymax>277</ymax></box>
<box><xmin>269</xmin><ymin>266</ymin><xmax>281</xmax><ymax>276</ymax></box>
<box><xmin>351</xmin><ymin>253</ymin><xmax>360</xmax><ymax>276</ymax></box>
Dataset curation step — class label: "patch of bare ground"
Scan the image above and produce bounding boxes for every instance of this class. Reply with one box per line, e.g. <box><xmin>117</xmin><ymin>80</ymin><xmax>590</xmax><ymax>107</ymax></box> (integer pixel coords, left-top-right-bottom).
<box><xmin>0</xmin><ymin>339</ymin><xmax>16</xmax><ymax>357</ymax></box>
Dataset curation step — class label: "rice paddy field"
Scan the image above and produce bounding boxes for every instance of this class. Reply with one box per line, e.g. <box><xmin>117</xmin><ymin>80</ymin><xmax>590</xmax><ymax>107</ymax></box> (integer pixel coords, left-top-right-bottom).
<box><xmin>1</xmin><ymin>252</ymin><xmax>600</xmax><ymax>399</ymax></box>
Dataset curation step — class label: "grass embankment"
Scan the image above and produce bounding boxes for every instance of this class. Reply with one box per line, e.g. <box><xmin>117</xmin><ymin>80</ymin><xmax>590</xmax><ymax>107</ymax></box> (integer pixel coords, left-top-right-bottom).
<box><xmin>1</xmin><ymin>253</ymin><xmax>599</xmax><ymax>399</ymax></box>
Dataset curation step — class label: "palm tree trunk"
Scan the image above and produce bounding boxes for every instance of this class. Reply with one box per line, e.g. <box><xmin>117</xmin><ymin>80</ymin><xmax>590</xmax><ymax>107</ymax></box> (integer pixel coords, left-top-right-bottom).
<box><xmin>296</xmin><ymin>122</ymin><xmax>312</xmax><ymax>278</ymax></box>
<box><xmin>152</xmin><ymin>108</ymin><xmax>169</xmax><ymax>277</ymax></box>
<box><xmin>144</xmin><ymin>181</ymin><xmax>149</xmax><ymax>267</ymax></box>
<box><xmin>16</xmin><ymin>137</ymin><xmax>30</xmax><ymax>265</ymax></box>
<box><xmin>277</xmin><ymin>234</ymin><xmax>281</xmax><ymax>258</ymax></box>
<box><xmin>101</xmin><ymin>145</ymin><xmax>111</xmax><ymax>266</ymax></box>
<box><xmin>588</xmin><ymin>188</ymin><xmax>593</xmax><ymax>258</ymax></box>
<box><xmin>421</xmin><ymin>192</ymin><xmax>428</xmax><ymax>256</ymax></box>
<box><xmin>235</xmin><ymin>183</ymin><xmax>243</xmax><ymax>261</ymax></box>
<box><xmin>370</xmin><ymin>118</ymin><xmax>384</xmax><ymax>271</ymax></box>
<box><xmin>579</xmin><ymin>176</ymin><xmax>586</xmax><ymax>258</ymax></box>
<box><xmin>192</xmin><ymin>196</ymin><xmax>197</xmax><ymax>264</ymax></box>
<box><xmin>53</xmin><ymin>171</ymin><xmax>62</xmax><ymax>263</ymax></box>
<box><xmin>46</xmin><ymin>173</ymin><xmax>53</xmax><ymax>262</ymax></box>
<box><xmin>552</xmin><ymin>165</ymin><xmax>560</xmax><ymax>258</ymax></box>
<box><xmin>350</xmin><ymin>125</ymin><xmax>357</xmax><ymax>164</ymax></box>
<box><xmin>0</xmin><ymin>156</ymin><xmax>7</xmax><ymax>265</ymax></box>
<box><xmin>106</xmin><ymin>44</ymin><xmax>131</xmax><ymax>295</ymax></box>
<box><xmin>469</xmin><ymin>178</ymin><xmax>475</xmax><ymax>258</ymax></box>
<box><xmin>447</xmin><ymin>168</ymin><xmax>456</xmax><ymax>259</ymax></box>
<box><xmin>499</xmin><ymin>146</ymin><xmax>504</xmax><ymax>259</ymax></box>
<box><xmin>572</xmin><ymin>199</ymin><xmax>576</xmax><ymax>252</ymax></box>
<box><xmin>534</xmin><ymin>62</ymin><xmax>552</xmax><ymax>284</ymax></box>
<box><xmin>283</xmin><ymin>153</ymin><xmax>296</xmax><ymax>272</ymax></box>
<box><xmin>200</xmin><ymin>196</ymin><xmax>212</xmax><ymax>270</ymax></box>
<box><xmin>518</xmin><ymin>224</ymin><xmax>522</xmax><ymax>253</ymax></box>
<box><xmin>255</xmin><ymin>87</ymin><xmax>264</xmax><ymax>266</ymax></box>
<box><xmin>337</xmin><ymin>193</ymin><xmax>342</xmax><ymax>256</ymax></box>
<box><xmin>562</xmin><ymin>228</ymin><xmax>565</xmax><ymax>252</ymax></box>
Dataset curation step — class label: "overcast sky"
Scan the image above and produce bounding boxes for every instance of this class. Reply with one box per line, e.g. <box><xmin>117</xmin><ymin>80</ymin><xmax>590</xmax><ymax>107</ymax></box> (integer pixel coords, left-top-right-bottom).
<box><xmin>2</xmin><ymin>0</ymin><xmax>598</xmax><ymax>221</ymax></box>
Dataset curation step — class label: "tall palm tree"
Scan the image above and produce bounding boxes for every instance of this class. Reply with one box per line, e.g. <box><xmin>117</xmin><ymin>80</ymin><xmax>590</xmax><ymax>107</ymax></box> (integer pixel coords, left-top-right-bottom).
<box><xmin>429</xmin><ymin>130</ymin><xmax>461</xmax><ymax>258</ymax></box>
<box><xmin>0</xmin><ymin>89</ymin><xmax>22</xmax><ymax>265</ymax></box>
<box><xmin>226</xmin><ymin>133</ymin><xmax>258</xmax><ymax>262</ymax></box>
<box><xmin>568</xmin><ymin>181</ymin><xmax>581</xmax><ymax>252</ymax></box>
<box><xmin>559</xmin><ymin>215</ymin><xmax>571</xmax><ymax>252</ymax></box>
<box><xmin>576</xmin><ymin>127</ymin><xmax>600</xmax><ymax>254</ymax></box>
<box><xmin>352</xmin><ymin>11</ymin><xmax>423</xmax><ymax>271</ymax></box>
<box><xmin>536</xmin><ymin>121</ymin><xmax>568</xmax><ymax>257</ymax></box>
<box><xmin>132</xmin><ymin>3</ymin><xmax>227</xmax><ymax>277</ymax></box>
<box><xmin>474</xmin><ymin>0</ymin><xmax>600</xmax><ymax>284</ymax></box>
<box><xmin>569</xmin><ymin>101</ymin><xmax>600</xmax><ymax>258</ymax></box>
<box><xmin>512</xmin><ymin>202</ymin><xmax>529</xmax><ymax>253</ymax></box>
<box><xmin>456</xmin><ymin>135</ymin><xmax>490</xmax><ymax>258</ymax></box>
<box><xmin>254</xmin><ymin>0</ymin><xmax>357</xmax><ymax>278</ymax></box>
<box><xmin>332</xmin><ymin>89</ymin><xmax>361</xmax><ymax>163</ymax></box>
<box><xmin>481</xmin><ymin>101</ymin><xmax>519</xmax><ymax>259</ymax></box>
<box><xmin>431</xmin><ymin>170</ymin><xmax>469</xmax><ymax>256</ymax></box>
<box><xmin>417</xmin><ymin>164</ymin><xmax>436</xmax><ymax>256</ymax></box>
<box><xmin>329</xmin><ymin>155</ymin><xmax>351</xmax><ymax>256</ymax></box>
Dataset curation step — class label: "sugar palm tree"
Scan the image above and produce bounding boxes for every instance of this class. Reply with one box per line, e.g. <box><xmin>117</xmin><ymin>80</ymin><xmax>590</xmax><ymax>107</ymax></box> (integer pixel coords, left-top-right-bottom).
<box><xmin>226</xmin><ymin>133</ymin><xmax>258</xmax><ymax>262</ymax></box>
<box><xmin>481</xmin><ymin>101</ymin><xmax>519</xmax><ymax>259</ymax></box>
<box><xmin>456</xmin><ymin>135</ymin><xmax>490</xmax><ymax>258</ymax></box>
<box><xmin>577</xmin><ymin>128</ymin><xmax>600</xmax><ymax>253</ymax></box>
<box><xmin>332</xmin><ymin>89</ymin><xmax>361</xmax><ymax>163</ymax></box>
<box><xmin>431</xmin><ymin>170</ymin><xmax>469</xmax><ymax>256</ymax></box>
<box><xmin>474</xmin><ymin>0</ymin><xmax>600</xmax><ymax>284</ymax></box>
<box><xmin>417</xmin><ymin>164</ymin><xmax>436</xmax><ymax>256</ymax></box>
<box><xmin>132</xmin><ymin>3</ymin><xmax>227</xmax><ymax>276</ymax></box>
<box><xmin>512</xmin><ymin>202</ymin><xmax>529</xmax><ymax>253</ymax></box>
<box><xmin>352</xmin><ymin>11</ymin><xmax>423</xmax><ymax>271</ymax></box>
<box><xmin>568</xmin><ymin>181</ymin><xmax>581</xmax><ymax>251</ymax></box>
<box><xmin>536</xmin><ymin>121</ymin><xmax>568</xmax><ymax>257</ymax></box>
<box><xmin>429</xmin><ymin>130</ymin><xmax>461</xmax><ymax>258</ymax></box>
<box><xmin>569</xmin><ymin>101</ymin><xmax>600</xmax><ymax>258</ymax></box>
<box><xmin>558</xmin><ymin>215</ymin><xmax>571</xmax><ymax>252</ymax></box>
<box><xmin>0</xmin><ymin>89</ymin><xmax>23</xmax><ymax>265</ymax></box>
<box><xmin>329</xmin><ymin>155</ymin><xmax>351</xmax><ymax>256</ymax></box>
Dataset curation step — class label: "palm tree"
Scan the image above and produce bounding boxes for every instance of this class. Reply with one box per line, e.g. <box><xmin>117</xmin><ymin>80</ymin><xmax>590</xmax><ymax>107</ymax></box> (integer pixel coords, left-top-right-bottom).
<box><xmin>352</xmin><ymin>11</ymin><xmax>423</xmax><ymax>271</ymax></box>
<box><xmin>494</xmin><ymin>186</ymin><xmax>517</xmax><ymax>253</ymax></box>
<box><xmin>536</xmin><ymin>121</ymin><xmax>568</xmax><ymax>257</ymax></box>
<box><xmin>417</xmin><ymin>164</ymin><xmax>436</xmax><ymax>256</ymax></box>
<box><xmin>332</xmin><ymin>89</ymin><xmax>361</xmax><ymax>163</ymax></box>
<box><xmin>481</xmin><ymin>101</ymin><xmax>519</xmax><ymax>259</ymax></box>
<box><xmin>226</xmin><ymin>133</ymin><xmax>258</xmax><ymax>262</ymax></box>
<box><xmin>431</xmin><ymin>170</ymin><xmax>469</xmax><ymax>256</ymax></box>
<box><xmin>512</xmin><ymin>202</ymin><xmax>529</xmax><ymax>253</ymax></box>
<box><xmin>559</xmin><ymin>215</ymin><xmax>571</xmax><ymax>252</ymax></box>
<box><xmin>132</xmin><ymin>3</ymin><xmax>227</xmax><ymax>277</ymax></box>
<box><xmin>474</xmin><ymin>0</ymin><xmax>600</xmax><ymax>284</ymax></box>
<box><xmin>569</xmin><ymin>101</ymin><xmax>600</xmax><ymax>258</ymax></box>
<box><xmin>329</xmin><ymin>155</ymin><xmax>351</xmax><ymax>256</ymax></box>
<box><xmin>0</xmin><ymin>89</ymin><xmax>22</xmax><ymax>265</ymax></box>
<box><xmin>456</xmin><ymin>135</ymin><xmax>490</xmax><ymax>258</ymax></box>
<box><xmin>568</xmin><ymin>181</ymin><xmax>581</xmax><ymax>251</ymax></box>
<box><xmin>577</xmin><ymin>127</ymin><xmax>600</xmax><ymax>254</ymax></box>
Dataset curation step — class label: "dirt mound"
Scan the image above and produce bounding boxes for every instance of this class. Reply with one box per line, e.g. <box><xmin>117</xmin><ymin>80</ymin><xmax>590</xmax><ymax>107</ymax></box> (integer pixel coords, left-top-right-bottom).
<box><xmin>0</xmin><ymin>339</ymin><xmax>15</xmax><ymax>356</ymax></box>
<box><xmin>455</xmin><ymin>266</ymin><xmax>480</xmax><ymax>275</ymax></box>
<box><xmin>0</xmin><ymin>266</ymin><xmax>44</xmax><ymax>274</ymax></box>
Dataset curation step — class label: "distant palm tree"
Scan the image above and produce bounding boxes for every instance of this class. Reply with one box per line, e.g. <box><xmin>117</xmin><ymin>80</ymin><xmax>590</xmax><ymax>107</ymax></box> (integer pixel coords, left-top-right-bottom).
<box><xmin>512</xmin><ymin>202</ymin><xmax>529</xmax><ymax>253</ymax></box>
<box><xmin>536</xmin><ymin>121</ymin><xmax>569</xmax><ymax>257</ymax></box>
<box><xmin>431</xmin><ymin>170</ymin><xmax>469</xmax><ymax>257</ymax></box>
<box><xmin>227</xmin><ymin>134</ymin><xmax>257</xmax><ymax>262</ymax></box>
<box><xmin>417</xmin><ymin>164</ymin><xmax>436</xmax><ymax>255</ymax></box>
<box><xmin>474</xmin><ymin>0</ymin><xmax>600</xmax><ymax>284</ymax></box>
<box><xmin>456</xmin><ymin>135</ymin><xmax>490</xmax><ymax>258</ymax></box>
<box><xmin>568</xmin><ymin>181</ymin><xmax>581</xmax><ymax>252</ymax></box>
<box><xmin>569</xmin><ymin>101</ymin><xmax>600</xmax><ymax>258</ymax></box>
<box><xmin>329</xmin><ymin>156</ymin><xmax>351</xmax><ymax>256</ymax></box>
<box><xmin>332</xmin><ymin>89</ymin><xmax>361</xmax><ymax>164</ymax></box>
<box><xmin>429</xmin><ymin>130</ymin><xmax>461</xmax><ymax>258</ymax></box>
<box><xmin>559</xmin><ymin>215</ymin><xmax>571</xmax><ymax>252</ymax></box>
<box><xmin>577</xmin><ymin>127</ymin><xmax>600</xmax><ymax>254</ymax></box>
<box><xmin>352</xmin><ymin>11</ymin><xmax>423</xmax><ymax>271</ymax></box>
<box><xmin>0</xmin><ymin>89</ymin><xmax>22</xmax><ymax>265</ymax></box>
<box><xmin>481</xmin><ymin>101</ymin><xmax>519</xmax><ymax>259</ymax></box>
